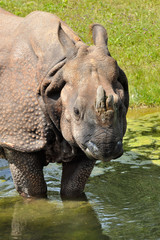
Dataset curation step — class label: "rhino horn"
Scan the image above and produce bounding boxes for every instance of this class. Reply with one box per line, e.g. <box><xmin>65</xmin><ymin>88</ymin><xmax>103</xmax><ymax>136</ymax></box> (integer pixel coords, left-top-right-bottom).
<box><xmin>106</xmin><ymin>95</ymin><xmax>114</xmax><ymax>111</ymax></box>
<box><xmin>96</xmin><ymin>85</ymin><xmax>115</xmax><ymax>111</ymax></box>
<box><xmin>58</xmin><ymin>23</ymin><xmax>77</xmax><ymax>59</ymax></box>
<box><xmin>96</xmin><ymin>87</ymin><xmax>118</xmax><ymax>123</ymax></box>
<box><xmin>95</xmin><ymin>85</ymin><xmax>107</xmax><ymax>111</ymax></box>
<box><xmin>91</xmin><ymin>24</ymin><xmax>110</xmax><ymax>55</ymax></box>
<box><xmin>95</xmin><ymin>86</ymin><xmax>115</xmax><ymax>112</ymax></box>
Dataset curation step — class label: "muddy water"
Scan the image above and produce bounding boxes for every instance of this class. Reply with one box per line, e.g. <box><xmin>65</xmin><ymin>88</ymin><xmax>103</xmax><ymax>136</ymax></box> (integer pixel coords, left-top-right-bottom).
<box><xmin>0</xmin><ymin>108</ymin><xmax>160</xmax><ymax>240</ymax></box>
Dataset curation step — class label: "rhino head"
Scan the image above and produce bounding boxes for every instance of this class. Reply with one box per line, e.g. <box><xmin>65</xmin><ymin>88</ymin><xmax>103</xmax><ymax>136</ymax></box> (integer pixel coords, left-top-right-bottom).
<box><xmin>58</xmin><ymin>24</ymin><xmax>129</xmax><ymax>161</ymax></box>
<box><xmin>42</xmin><ymin>23</ymin><xmax>129</xmax><ymax>162</ymax></box>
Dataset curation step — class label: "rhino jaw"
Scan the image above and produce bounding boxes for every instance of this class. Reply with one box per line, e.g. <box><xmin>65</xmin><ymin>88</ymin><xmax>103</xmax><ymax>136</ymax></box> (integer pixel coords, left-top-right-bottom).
<box><xmin>83</xmin><ymin>140</ymin><xmax>123</xmax><ymax>161</ymax></box>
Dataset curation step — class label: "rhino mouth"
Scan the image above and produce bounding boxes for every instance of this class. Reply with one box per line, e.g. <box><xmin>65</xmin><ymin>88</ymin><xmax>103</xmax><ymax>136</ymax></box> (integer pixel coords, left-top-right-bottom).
<box><xmin>82</xmin><ymin>140</ymin><xmax>123</xmax><ymax>161</ymax></box>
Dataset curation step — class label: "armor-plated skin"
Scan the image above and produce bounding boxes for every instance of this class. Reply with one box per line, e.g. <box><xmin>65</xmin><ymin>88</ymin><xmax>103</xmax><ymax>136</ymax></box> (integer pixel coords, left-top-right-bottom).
<box><xmin>0</xmin><ymin>8</ymin><xmax>129</xmax><ymax>199</ymax></box>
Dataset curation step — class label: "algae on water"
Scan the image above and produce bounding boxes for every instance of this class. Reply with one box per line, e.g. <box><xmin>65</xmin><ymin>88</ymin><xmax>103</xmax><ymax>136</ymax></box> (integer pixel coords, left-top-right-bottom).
<box><xmin>123</xmin><ymin>111</ymin><xmax>160</xmax><ymax>163</ymax></box>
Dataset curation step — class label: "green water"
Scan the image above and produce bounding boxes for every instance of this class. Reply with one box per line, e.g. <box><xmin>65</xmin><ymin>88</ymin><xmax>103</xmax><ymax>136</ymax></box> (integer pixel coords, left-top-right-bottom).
<box><xmin>0</xmin><ymin>108</ymin><xmax>160</xmax><ymax>240</ymax></box>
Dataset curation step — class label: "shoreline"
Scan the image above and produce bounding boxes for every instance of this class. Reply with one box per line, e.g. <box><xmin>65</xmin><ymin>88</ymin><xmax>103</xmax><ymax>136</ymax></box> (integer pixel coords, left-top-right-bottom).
<box><xmin>127</xmin><ymin>106</ymin><xmax>160</xmax><ymax>119</ymax></box>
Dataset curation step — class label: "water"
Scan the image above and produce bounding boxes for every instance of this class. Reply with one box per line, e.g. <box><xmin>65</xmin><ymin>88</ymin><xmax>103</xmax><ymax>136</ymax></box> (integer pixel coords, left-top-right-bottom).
<box><xmin>0</xmin><ymin>108</ymin><xmax>160</xmax><ymax>240</ymax></box>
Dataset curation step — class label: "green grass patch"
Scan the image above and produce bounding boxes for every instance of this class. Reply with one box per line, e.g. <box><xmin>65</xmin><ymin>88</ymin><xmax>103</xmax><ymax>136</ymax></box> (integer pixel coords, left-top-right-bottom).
<box><xmin>0</xmin><ymin>0</ymin><xmax>159</xmax><ymax>106</ymax></box>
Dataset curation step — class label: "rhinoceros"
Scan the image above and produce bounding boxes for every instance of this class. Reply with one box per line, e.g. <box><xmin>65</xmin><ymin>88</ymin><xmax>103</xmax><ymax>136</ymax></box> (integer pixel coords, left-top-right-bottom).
<box><xmin>0</xmin><ymin>8</ymin><xmax>129</xmax><ymax>199</ymax></box>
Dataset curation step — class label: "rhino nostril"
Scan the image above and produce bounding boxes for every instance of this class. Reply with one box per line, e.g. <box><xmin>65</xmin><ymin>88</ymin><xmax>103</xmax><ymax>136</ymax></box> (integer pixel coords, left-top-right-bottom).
<box><xmin>84</xmin><ymin>141</ymin><xmax>99</xmax><ymax>160</ymax></box>
<box><xmin>113</xmin><ymin>140</ymin><xmax>123</xmax><ymax>159</ymax></box>
<box><xmin>116</xmin><ymin>140</ymin><xmax>122</xmax><ymax>149</ymax></box>
<box><xmin>86</xmin><ymin>141</ymin><xmax>99</xmax><ymax>153</ymax></box>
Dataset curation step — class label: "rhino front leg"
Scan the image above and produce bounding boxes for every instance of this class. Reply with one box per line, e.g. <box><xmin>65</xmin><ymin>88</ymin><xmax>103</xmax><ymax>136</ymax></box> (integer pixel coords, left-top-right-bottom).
<box><xmin>4</xmin><ymin>149</ymin><xmax>47</xmax><ymax>198</ymax></box>
<box><xmin>61</xmin><ymin>156</ymin><xmax>96</xmax><ymax>199</ymax></box>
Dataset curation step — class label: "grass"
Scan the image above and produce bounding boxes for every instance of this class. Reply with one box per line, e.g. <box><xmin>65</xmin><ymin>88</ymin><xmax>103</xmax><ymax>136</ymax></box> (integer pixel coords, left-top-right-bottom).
<box><xmin>0</xmin><ymin>0</ymin><xmax>160</xmax><ymax>106</ymax></box>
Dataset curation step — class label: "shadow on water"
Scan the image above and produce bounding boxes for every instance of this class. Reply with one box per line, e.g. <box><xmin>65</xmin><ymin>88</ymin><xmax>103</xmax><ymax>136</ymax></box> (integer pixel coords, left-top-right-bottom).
<box><xmin>0</xmin><ymin>108</ymin><xmax>160</xmax><ymax>240</ymax></box>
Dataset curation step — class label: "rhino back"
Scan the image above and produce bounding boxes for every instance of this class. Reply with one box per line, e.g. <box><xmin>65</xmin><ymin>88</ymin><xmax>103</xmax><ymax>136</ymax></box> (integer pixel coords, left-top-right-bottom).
<box><xmin>0</xmin><ymin>8</ymin><xmax>22</xmax><ymax>33</ymax></box>
<box><xmin>0</xmin><ymin>9</ymin><xmax>22</xmax><ymax>69</ymax></box>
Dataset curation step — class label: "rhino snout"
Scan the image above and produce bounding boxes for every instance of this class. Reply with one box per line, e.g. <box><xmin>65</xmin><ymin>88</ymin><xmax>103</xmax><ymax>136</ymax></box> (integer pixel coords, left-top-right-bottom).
<box><xmin>84</xmin><ymin>140</ymin><xmax>123</xmax><ymax>161</ymax></box>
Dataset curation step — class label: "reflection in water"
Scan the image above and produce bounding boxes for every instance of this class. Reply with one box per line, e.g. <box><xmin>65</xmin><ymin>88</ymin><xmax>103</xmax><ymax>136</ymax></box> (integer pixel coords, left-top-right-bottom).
<box><xmin>1</xmin><ymin>198</ymin><xmax>109</xmax><ymax>240</ymax></box>
<box><xmin>0</xmin><ymin>108</ymin><xmax>160</xmax><ymax>239</ymax></box>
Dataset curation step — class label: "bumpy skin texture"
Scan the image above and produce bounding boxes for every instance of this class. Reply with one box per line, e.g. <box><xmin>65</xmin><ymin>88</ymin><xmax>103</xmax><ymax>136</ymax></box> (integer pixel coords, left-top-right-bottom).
<box><xmin>4</xmin><ymin>149</ymin><xmax>47</xmax><ymax>198</ymax></box>
<box><xmin>61</xmin><ymin>155</ymin><xmax>96</xmax><ymax>199</ymax></box>
<box><xmin>0</xmin><ymin>8</ymin><xmax>129</xmax><ymax>199</ymax></box>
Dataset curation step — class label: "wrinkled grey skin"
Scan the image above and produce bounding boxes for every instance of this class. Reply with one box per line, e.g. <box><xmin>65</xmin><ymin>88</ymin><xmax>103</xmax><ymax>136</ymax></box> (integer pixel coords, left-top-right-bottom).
<box><xmin>0</xmin><ymin>8</ymin><xmax>129</xmax><ymax>199</ymax></box>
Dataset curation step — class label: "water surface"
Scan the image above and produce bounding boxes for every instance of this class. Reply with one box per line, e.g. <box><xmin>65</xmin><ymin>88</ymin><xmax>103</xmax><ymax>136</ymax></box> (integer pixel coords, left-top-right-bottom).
<box><xmin>0</xmin><ymin>108</ymin><xmax>160</xmax><ymax>240</ymax></box>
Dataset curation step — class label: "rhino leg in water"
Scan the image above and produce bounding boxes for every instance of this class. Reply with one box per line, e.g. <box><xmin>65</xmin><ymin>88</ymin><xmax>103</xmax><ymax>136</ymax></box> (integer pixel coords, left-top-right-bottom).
<box><xmin>4</xmin><ymin>149</ymin><xmax>47</xmax><ymax>198</ymax></box>
<box><xmin>61</xmin><ymin>156</ymin><xmax>96</xmax><ymax>199</ymax></box>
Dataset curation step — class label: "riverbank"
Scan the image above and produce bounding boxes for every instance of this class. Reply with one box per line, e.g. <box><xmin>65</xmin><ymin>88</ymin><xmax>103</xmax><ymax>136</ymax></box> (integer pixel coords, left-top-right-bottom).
<box><xmin>0</xmin><ymin>0</ymin><xmax>159</xmax><ymax>107</ymax></box>
<box><xmin>127</xmin><ymin>106</ymin><xmax>160</xmax><ymax>119</ymax></box>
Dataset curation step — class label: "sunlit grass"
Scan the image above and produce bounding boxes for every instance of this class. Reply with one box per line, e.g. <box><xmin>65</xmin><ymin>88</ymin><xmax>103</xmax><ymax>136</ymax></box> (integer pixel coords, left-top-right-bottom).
<box><xmin>0</xmin><ymin>0</ymin><xmax>159</xmax><ymax>106</ymax></box>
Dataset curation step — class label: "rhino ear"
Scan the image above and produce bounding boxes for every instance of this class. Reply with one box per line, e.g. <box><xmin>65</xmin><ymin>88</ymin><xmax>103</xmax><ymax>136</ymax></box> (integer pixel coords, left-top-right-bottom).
<box><xmin>58</xmin><ymin>23</ymin><xmax>77</xmax><ymax>59</ymax></box>
<box><xmin>38</xmin><ymin>63</ymin><xmax>66</xmax><ymax>131</ymax></box>
<box><xmin>90</xmin><ymin>24</ymin><xmax>110</xmax><ymax>55</ymax></box>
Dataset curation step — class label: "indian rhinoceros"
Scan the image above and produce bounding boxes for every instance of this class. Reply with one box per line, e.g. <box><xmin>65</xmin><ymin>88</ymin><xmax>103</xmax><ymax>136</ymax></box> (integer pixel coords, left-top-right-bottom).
<box><xmin>0</xmin><ymin>8</ymin><xmax>129</xmax><ymax>199</ymax></box>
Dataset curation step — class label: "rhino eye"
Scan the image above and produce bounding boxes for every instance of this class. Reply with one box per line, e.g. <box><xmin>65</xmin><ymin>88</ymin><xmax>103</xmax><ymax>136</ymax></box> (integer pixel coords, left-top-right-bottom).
<box><xmin>73</xmin><ymin>107</ymin><xmax>80</xmax><ymax>119</ymax></box>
